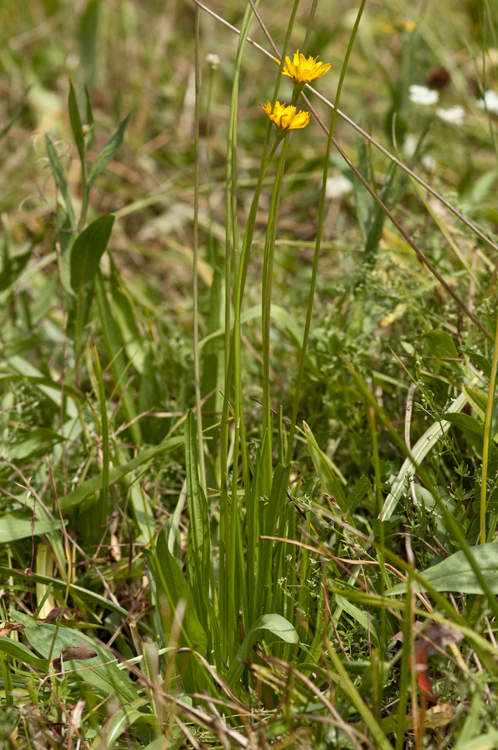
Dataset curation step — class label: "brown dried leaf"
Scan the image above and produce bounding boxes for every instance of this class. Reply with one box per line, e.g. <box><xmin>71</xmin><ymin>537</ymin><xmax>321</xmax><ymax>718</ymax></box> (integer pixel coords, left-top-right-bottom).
<box><xmin>418</xmin><ymin>622</ymin><xmax>464</xmax><ymax>659</ymax></box>
<box><xmin>0</xmin><ymin>622</ymin><xmax>24</xmax><ymax>637</ymax></box>
<box><xmin>38</xmin><ymin>607</ymin><xmax>74</xmax><ymax>623</ymax></box>
<box><xmin>425</xmin><ymin>703</ymin><xmax>454</xmax><ymax>728</ymax></box>
<box><xmin>52</xmin><ymin>647</ymin><xmax>97</xmax><ymax>671</ymax></box>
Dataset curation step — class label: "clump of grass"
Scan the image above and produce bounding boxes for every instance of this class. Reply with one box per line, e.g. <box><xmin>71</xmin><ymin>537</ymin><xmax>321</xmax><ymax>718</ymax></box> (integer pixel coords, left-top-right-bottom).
<box><xmin>2</xmin><ymin>1</ymin><xmax>498</xmax><ymax>748</ymax></box>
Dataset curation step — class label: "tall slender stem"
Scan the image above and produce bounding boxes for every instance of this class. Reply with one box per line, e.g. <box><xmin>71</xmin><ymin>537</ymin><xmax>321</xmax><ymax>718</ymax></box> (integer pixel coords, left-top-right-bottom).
<box><xmin>193</xmin><ymin>4</ymin><xmax>206</xmax><ymax>492</ymax></box>
<box><xmin>481</xmin><ymin>306</ymin><xmax>498</xmax><ymax>543</ymax></box>
<box><xmin>262</xmin><ymin>135</ymin><xmax>289</xmax><ymax>490</ymax></box>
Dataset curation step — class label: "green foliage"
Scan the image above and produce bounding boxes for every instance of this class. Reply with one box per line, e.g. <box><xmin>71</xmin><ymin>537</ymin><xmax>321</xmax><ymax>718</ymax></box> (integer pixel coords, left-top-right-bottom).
<box><xmin>3</xmin><ymin>0</ymin><xmax>498</xmax><ymax>747</ymax></box>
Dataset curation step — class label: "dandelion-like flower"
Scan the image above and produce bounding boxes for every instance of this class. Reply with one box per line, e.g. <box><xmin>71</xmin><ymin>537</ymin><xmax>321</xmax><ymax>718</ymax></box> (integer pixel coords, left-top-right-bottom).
<box><xmin>260</xmin><ymin>101</ymin><xmax>310</xmax><ymax>132</ymax></box>
<box><xmin>276</xmin><ymin>50</ymin><xmax>331</xmax><ymax>85</ymax></box>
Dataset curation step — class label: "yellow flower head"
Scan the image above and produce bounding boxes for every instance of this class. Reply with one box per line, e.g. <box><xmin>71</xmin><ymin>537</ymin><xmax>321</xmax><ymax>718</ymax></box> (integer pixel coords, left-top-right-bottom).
<box><xmin>261</xmin><ymin>100</ymin><xmax>310</xmax><ymax>132</ymax></box>
<box><xmin>277</xmin><ymin>50</ymin><xmax>331</xmax><ymax>85</ymax></box>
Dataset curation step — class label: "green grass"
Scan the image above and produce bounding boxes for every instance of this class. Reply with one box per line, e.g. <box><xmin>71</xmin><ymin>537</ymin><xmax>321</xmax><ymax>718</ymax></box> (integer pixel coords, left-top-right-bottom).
<box><xmin>2</xmin><ymin>0</ymin><xmax>498</xmax><ymax>747</ymax></box>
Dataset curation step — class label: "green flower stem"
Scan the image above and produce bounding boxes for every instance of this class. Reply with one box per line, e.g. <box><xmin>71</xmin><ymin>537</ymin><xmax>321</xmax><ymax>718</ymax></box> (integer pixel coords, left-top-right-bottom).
<box><xmin>285</xmin><ymin>0</ymin><xmax>367</xmax><ymax>464</ymax></box>
<box><xmin>221</xmin><ymin>139</ymin><xmax>280</xmax><ymax>636</ymax></box>
<box><xmin>481</xmin><ymin>305</ymin><xmax>498</xmax><ymax>543</ymax></box>
<box><xmin>193</xmin><ymin>4</ymin><xmax>206</xmax><ymax>492</ymax></box>
<box><xmin>219</xmin><ymin>0</ymin><xmax>299</xmax><ymax>647</ymax></box>
<box><xmin>219</xmin><ymin>0</ymin><xmax>261</xmax><ymax>664</ymax></box>
<box><xmin>262</xmin><ymin>133</ymin><xmax>289</xmax><ymax>491</ymax></box>
<box><xmin>232</xmin><ymin>143</ymin><xmax>280</xmax><ymax>504</ymax></box>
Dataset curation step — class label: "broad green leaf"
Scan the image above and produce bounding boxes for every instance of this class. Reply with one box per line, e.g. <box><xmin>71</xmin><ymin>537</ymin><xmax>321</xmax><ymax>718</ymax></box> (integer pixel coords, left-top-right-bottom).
<box><xmin>335</xmin><ymin>594</ymin><xmax>380</xmax><ymax>648</ymax></box>
<box><xmin>5</xmin><ymin>356</ymin><xmax>79</xmax><ymax>418</ymax></box>
<box><xmin>227</xmin><ymin>614</ymin><xmax>298</xmax><ymax>686</ymax></box>
<box><xmin>460</xmin><ymin>346</ymin><xmax>491</xmax><ymax>379</ymax></box>
<box><xmin>0</xmin><ymin>635</ymin><xmax>48</xmax><ymax>670</ymax></box>
<box><xmin>59</xmin><ymin>437</ymin><xmax>183</xmax><ymax>512</ymax></box>
<box><xmin>87</xmin><ymin>113</ymin><xmax>130</xmax><ymax>189</ymax></box>
<box><xmin>387</xmin><ymin>543</ymin><xmax>498</xmax><ymax>595</ymax></box>
<box><xmin>442</xmin><ymin>412</ymin><xmax>484</xmax><ymax>438</ymax></box>
<box><xmin>68</xmin><ymin>82</ymin><xmax>85</xmax><ymax>164</ymax></box>
<box><xmin>101</xmin><ymin>700</ymin><xmax>150</xmax><ymax>746</ymax></box>
<box><xmin>345</xmin><ymin>475</ymin><xmax>371</xmax><ymax>516</ymax></box>
<box><xmin>0</xmin><ymin>373</ymin><xmax>82</xmax><ymax>408</ymax></box>
<box><xmin>0</xmin><ymin>512</ymin><xmax>62</xmax><ymax>544</ymax></box>
<box><xmin>423</xmin><ymin>329</ymin><xmax>459</xmax><ymax>361</ymax></box>
<box><xmin>70</xmin><ymin>214</ymin><xmax>115</xmax><ymax>292</ymax></box>
<box><xmin>12</xmin><ymin>611</ymin><xmax>139</xmax><ymax>702</ymax></box>
<box><xmin>2</xmin><ymin>428</ymin><xmax>66</xmax><ymax>461</ymax></box>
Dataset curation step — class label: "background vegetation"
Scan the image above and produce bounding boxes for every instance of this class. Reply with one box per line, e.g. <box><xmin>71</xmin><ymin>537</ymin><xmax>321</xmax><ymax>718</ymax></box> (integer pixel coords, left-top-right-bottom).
<box><xmin>2</xmin><ymin>0</ymin><xmax>498</xmax><ymax>747</ymax></box>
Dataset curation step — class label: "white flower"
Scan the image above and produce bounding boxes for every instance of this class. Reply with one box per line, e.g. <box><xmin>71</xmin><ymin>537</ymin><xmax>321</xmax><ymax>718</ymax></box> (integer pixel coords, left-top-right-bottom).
<box><xmin>403</xmin><ymin>134</ymin><xmax>418</xmax><ymax>157</ymax></box>
<box><xmin>326</xmin><ymin>172</ymin><xmax>353</xmax><ymax>199</ymax></box>
<box><xmin>477</xmin><ymin>90</ymin><xmax>498</xmax><ymax>115</ymax></box>
<box><xmin>206</xmin><ymin>53</ymin><xmax>220</xmax><ymax>70</ymax></box>
<box><xmin>421</xmin><ymin>155</ymin><xmax>436</xmax><ymax>173</ymax></box>
<box><xmin>436</xmin><ymin>105</ymin><xmax>465</xmax><ymax>125</ymax></box>
<box><xmin>409</xmin><ymin>85</ymin><xmax>439</xmax><ymax>106</ymax></box>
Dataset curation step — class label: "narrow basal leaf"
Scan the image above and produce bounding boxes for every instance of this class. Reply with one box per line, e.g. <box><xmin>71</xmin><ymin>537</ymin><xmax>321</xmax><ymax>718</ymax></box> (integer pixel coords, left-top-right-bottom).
<box><xmin>143</xmin><ymin>530</ymin><xmax>208</xmax><ymax>659</ymax></box>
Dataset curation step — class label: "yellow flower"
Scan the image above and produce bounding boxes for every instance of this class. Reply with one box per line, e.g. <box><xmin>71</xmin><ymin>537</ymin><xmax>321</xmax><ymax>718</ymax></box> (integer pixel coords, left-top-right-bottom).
<box><xmin>260</xmin><ymin>101</ymin><xmax>310</xmax><ymax>132</ymax></box>
<box><xmin>382</xmin><ymin>18</ymin><xmax>416</xmax><ymax>33</ymax></box>
<box><xmin>276</xmin><ymin>50</ymin><xmax>331</xmax><ymax>85</ymax></box>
